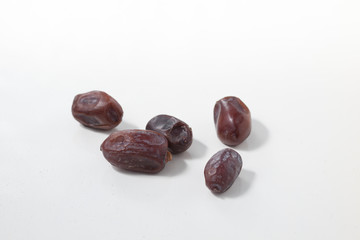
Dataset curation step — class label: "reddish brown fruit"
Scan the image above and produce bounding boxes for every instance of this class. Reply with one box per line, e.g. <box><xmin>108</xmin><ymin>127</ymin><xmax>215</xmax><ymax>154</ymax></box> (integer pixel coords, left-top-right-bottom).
<box><xmin>214</xmin><ymin>96</ymin><xmax>251</xmax><ymax>146</ymax></box>
<box><xmin>204</xmin><ymin>148</ymin><xmax>242</xmax><ymax>193</ymax></box>
<box><xmin>146</xmin><ymin>114</ymin><xmax>193</xmax><ymax>154</ymax></box>
<box><xmin>100</xmin><ymin>130</ymin><xmax>172</xmax><ymax>173</ymax></box>
<box><xmin>72</xmin><ymin>90</ymin><xmax>123</xmax><ymax>130</ymax></box>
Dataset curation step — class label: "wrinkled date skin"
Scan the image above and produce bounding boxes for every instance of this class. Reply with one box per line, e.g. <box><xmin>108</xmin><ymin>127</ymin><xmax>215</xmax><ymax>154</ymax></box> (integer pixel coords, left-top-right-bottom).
<box><xmin>214</xmin><ymin>96</ymin><xmax>251</xmax><ymax>146</ymax></box>
<box><xmin>72</xmin><ymin>90</ymin><xmax>123</xmax><ymax>130</ymax></box>
<box><xmin>146</xmin><ymin>114</ymin><xmax>193</xmax><ymax>154</ymax></box>
<box><xmin>100</xmin><ymin>129</ymin><xmax>172</xmax><ymax>173</ymax></box>
<box><xmin>204</xmin><ymin>148</ymin><xmax>242</xmax><ymax>193</ymax></box>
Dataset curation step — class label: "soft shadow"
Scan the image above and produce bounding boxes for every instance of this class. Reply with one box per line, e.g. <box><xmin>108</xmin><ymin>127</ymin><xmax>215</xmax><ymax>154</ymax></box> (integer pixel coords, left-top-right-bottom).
<box><xmin>157</xmin><ymin>152</ymin><xmax>189</xmax><ymax>177</ymax></box>
<box><xmin>80</xmin><ymin>120</ymin><xmax>138</xmax><ymax>135</ymax></box>
<box><xmin>159</xmin><ymin>139</ymin><xmax>206</xmax><ymax>176</ymax></box>
<box><xmin>117</xmin><ymin>121</ymin><xmax>139</xmax><ymax>131</ymax></box>
<box><xmin>236</xmin><ymin>119</ymin><xmax>269</xmax><ymax>151</ymax></box>
<box><xmin>214</xmin><ymin>169</ymin><xmax>256</xmax><ymax>198</ymax></box>
<box><xmin>187</xmin><ymin>139</ymin><xmax>208</xmax><ymax>159</ymax></box>
<box><xmin>112</xmin><ymin>165</ymin><xmax>147</xmax><ymax>176</ymax></box>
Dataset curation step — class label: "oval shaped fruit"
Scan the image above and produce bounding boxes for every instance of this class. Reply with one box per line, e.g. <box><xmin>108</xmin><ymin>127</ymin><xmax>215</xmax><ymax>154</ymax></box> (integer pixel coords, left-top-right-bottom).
<box><xmin>72</xmin><ymin>90</ymin><xmax>123</xmax><ymax>130</ymax></box>
<box><xmin>100</xmin><ymin>129</ymin><xmax>172</xmax><ymax>173</ymax></box>
<box><xmin>214</xmin><ymin>96</ymin><xmax>251</xmax><ymax>146</ymax></box>
<box><xmin>146</xmin><ymin>114</ymin><xmax>193</xmax><ymax>154</ymax></box>
<box><xmin>204</xmin><ymin>148</ymin><xmax>242</xmax><ymax>193</ymax></box>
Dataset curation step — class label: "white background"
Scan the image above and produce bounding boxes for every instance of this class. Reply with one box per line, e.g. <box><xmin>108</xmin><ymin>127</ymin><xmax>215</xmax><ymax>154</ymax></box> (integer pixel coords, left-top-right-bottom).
<box><xmin>1</xmin><ymin>0</ymin><xmax>360</xmax><ymax>239</ymax></box>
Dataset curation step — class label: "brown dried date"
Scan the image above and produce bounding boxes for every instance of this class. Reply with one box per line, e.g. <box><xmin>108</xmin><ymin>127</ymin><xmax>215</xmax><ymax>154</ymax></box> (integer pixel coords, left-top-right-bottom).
<box><xmin>214</xmin><ymin>96</ymin><xmax>251</xmax><ymax>146</ymax></box>
<box><xmin>100</xmin><ymin>129</ymin><xmax>172</xmax><ymax>173</ymax></box>
<box><xmin>204</xmin><ymin>148</ymin><xmax>242</xmax><ymax>193</ymax></box>
<box><xmin>146</xmin><ymin>114</ymin><xmax>193</xmax><ymax>154</ymax></box>
<box><xmin>72</xmin><ymin>90</ymin><xmax>123</xmax><ymax>130</ymax></box>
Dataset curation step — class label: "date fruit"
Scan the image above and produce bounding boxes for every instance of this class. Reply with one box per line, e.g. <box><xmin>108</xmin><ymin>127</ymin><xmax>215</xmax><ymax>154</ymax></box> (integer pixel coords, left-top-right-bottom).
<box><xmin>146</xmin><ymin>114</ymin><xmax>193</xmax><ymax>154</ymax></box>
<box><xmin>214</xmin><ymin>96</ymin><xmax>251</xmax><ymax>146</ymax></box>
<box><xmin>72</xmin><ymin>90</ymin><xmax>123</xmax><ymax>130</ymax></box>
<box><xmin>100</xmin><ymin>129</ymin><xmax>172</xmax><ymax>173</ymax></box>
<box><xmin>204</xmin><ymin>148</ymin><xmax>242</xmax><ymax>193</ymax></box>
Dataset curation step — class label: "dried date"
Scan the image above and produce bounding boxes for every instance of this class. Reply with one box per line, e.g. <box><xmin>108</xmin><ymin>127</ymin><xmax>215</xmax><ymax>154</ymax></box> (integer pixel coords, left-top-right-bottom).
<box><xmin>100</xmin><ymin>129</ymin><xmax>172</xmax><ymax>173</ymax></box>
<box><xmin>146</xmin><ymin>114</ymin><xmax>193</xmax><ymax>154</ymax></box>
<box><xmin>204</xmin><ymin>148</ymin><xmax>242</xmax><ymax>193</ymax></box>
<box><xmin>72</xmin><ymin>90</ymin><xmax>123</xmax><ymax>130</ymax></box>
<box><xmin>214</xmin><ymin>96</ymin><xmax>251</xmax><ymax>146</ymax></box>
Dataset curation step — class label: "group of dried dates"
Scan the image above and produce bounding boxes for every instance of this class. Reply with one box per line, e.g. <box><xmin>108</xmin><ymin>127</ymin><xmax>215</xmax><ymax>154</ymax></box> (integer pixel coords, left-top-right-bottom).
<box><xmin>72</xmin><ymin>90</ymin><xmax>251</xmax><ymax>194</ymax></box>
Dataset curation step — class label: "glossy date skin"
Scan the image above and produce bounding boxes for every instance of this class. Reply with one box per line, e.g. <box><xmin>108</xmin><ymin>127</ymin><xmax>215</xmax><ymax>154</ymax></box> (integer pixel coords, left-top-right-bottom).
<box><xmin>72</xmin><ymin>90</ymin><xmax>123</xmax><ymax>130</ymax></box>
<box><xmin>146</xmin><ymin>114</ymin><xmax>193</xmax><ymax>154</ymax></box>
<box><xmin>214</xmin><ymin>96</ymin><xmax>251</xmax><ymax>146</ymax></box>
<box><xmin>100</xmin><ymin>129</ymin><xmax>172</xmax><ymax>173</ymax></box>
<box><xmin>204</xmin><ymin>148</ymin><xmax>242</xmax><ymax>193</ymax></box>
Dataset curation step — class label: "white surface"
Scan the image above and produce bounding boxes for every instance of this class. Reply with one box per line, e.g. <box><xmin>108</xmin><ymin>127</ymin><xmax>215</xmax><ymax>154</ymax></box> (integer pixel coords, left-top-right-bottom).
<box><xmin>1</xmin><ymin>1</ymin><xmax>360</xmax><ymax>239</ymax></box>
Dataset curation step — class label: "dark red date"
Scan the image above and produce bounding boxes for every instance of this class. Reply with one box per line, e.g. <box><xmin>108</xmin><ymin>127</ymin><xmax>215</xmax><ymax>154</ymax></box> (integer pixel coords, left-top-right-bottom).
<box><xmin>72</xmin><ymin>90</ymin><xmax>123</xmax><ymax>130</ymax></box>
<box><xmin>146</xmin><ymin>114</ymin><xmax>193</xmax><ymax>154</ymax></box>
<box><xmin>214</xmin><ymin>96</ymin><xmax>251</xmax><ymax>146</ymax></box>
<box><xmin>100</xmin><ymin>129</ymin><xmax>172</xmax><ymax>173</ymax></box>
<box><xmin>204</xmin><ymin>148</ymin><xmax>242</xmax><ymax>193</ymax></box>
